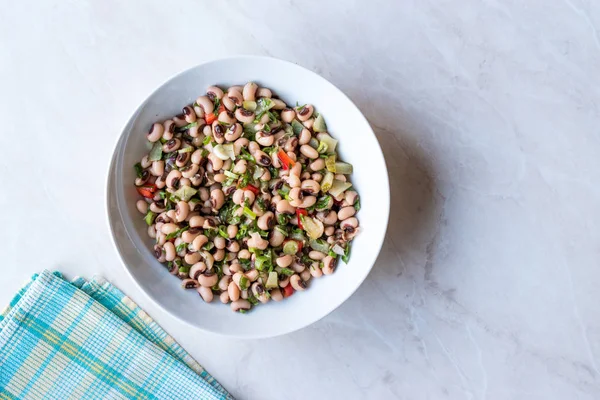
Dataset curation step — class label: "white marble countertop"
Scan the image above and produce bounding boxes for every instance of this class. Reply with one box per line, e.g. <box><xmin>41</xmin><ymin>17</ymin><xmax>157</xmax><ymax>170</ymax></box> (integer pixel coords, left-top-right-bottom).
<box><xmin>1</xmin><ymin>1</ymin><xmax>599</xmax><ymax>399</ymax></box>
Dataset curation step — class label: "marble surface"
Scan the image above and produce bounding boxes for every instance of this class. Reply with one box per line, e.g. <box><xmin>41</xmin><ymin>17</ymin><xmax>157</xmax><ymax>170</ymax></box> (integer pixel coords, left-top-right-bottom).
<box><xmin>1</xmin><ymin>1</ymin><xmax>599</xmax><ymax>398</ymax></box>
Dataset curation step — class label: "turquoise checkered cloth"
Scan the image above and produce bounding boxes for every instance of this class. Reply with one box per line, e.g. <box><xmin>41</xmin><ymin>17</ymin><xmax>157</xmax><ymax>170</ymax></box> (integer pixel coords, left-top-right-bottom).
<box><xmin>0</xmin><ymin>270</ymin><xmax>232</xmax><ymax>399</ymax></box>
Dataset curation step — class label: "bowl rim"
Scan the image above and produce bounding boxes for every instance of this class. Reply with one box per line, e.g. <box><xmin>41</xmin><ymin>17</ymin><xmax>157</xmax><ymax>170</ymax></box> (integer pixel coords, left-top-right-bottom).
<box><xmin>105</xmin><ymin>55</ymin><xmax>390</xmax><ymax>338</ymax></box>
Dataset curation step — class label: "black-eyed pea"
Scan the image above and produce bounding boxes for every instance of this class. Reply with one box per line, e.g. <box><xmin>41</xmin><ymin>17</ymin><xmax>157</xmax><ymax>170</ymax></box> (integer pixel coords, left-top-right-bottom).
<box><xmin>229</xmin><ymin>263</ymin><xmax>244</xmax><ymax>274</ymax></box>
<box><xmin>198</xmin><ymin>272</ymin><xmax>218</xmax><ymax>287</ymax></box>
<box><xmin>150</xmin><ymin>160</ymin><xmax>165</xmax><ymax>177</ymax></box>
<box><xmin>214</xmin><ymin>173</ymin><xmax>226</xmax><ymax>183</ymax></box>
<box><xmin>340</xmin><ymin>217</ymin><xmax>359</xmax><ymax>230</ymax></box>
<box><xmin>214</xmin><ymin>249</ymin><xmax>225</xmax><ymax>262</ymax></box>
<box><xmin>232</xmin><ymin>189</ymin><xmax>245</xmax><ymax>205</ymax></box>
<box><xmin>284</xmin><ymin>137</ymin><xmax>298</xmax><ymax>153</ymax></box>
<box><xmin>281</xmin><ymin>108</ymin><xmax>295</xmax><ymax>123</ymax></box>
<box><xmin>322</xmin><ymin>256</ymin><xmax>336</xmax><ymax>275</ymax></box>
<box><xmin>312</xmin><ymin>173</ymin><xmax>323</xmax><ymax>182</ymax></box>
<box><xmin>310</xmin><ymin>262</ymin><xmax>323</xmax><ymax>278</ymax></box>
<box><xmin>309</xmin><ymin>251</ymin><xmax>326</xmax><ymax>261</ymax></box>
<box><xmin>166</xmin><ymin>170</ymin><xmax>182</xmax><ymax>189</ymax></box>
<box><xmin>147</xmin><ymin>122</ymin><xmax>164</xmax><ymax>142</ymax></box>
<box><xmin>338</xmin><ymin>206</ymin><xmax>356</xmax><ymax>221</ymax></box>
<box><xmin>191</xmin><ymin>149</ymin><xmax>204</xmax><ymax>165</ymax></box>
<box><xmin>189</xmin><ymin>216</ymin><xmax>205</xmax><ymax>228</ymax></box>
<box><xmin>276</xmin><ymin>255</ymin><xmax>293</xmax><ymax>268</ymax></box>
<box><xmin>299</xmin><ymin>128</ymin><xmax>312</xmax><ymax>145</ymax></box>
<box><xmin>192</xmin><ymin>235</ymin><xmax>208</xmax><ymax>251</ymax></box>
<box><xmin>230</xmin><ymin>299</ymin><xmax>251</xmax><ymax>312</ymax></box>
<box><xmin>214</xmin><ymin>236</ymin><xmax>226</xmax><ymax>250</ymax></box>
<box><xmin>218</xmin><ymin>110</ymin><xmax>236</xmax><ymax>124</ymax></box>
<box><xmin>243</xmin><ymin>82</ymin><xmax>258</xmax><ymax>101</ymax></box>
<box><xmin>227</xmin><ymin>225</ymin><xmax>238</xmax><ymax>239</ymax></box>
<box><xmin>140</xmin><ymin>155</ymin><xmax>152</xmax><ymax>169</ymax></box>
<box><xmin>235</xmin><ymin>108</ymin><xmax>255</xmax><ymax>124</ymax></box>
<box><xmin>278</xmin><ymin>275</ymin><xmax>290</xmax><ymax>288</ymax></box>
<box><xmin>206</xmin><ymin>85</ymin><xmax>224</xmax><ymax>100</ymax></box>
<box><xmin>228</xmin><ymin>280</ymin><xmax>241</xmax><ymax>301</ymax></box>
<box><xmin>136</xmin><ymin>200</ymin><xmax>148</xmax><ymax>214</ymax></box>
<box><xmin>335</xmin><ymin>174</ymin><xmax>347</xmax><ymax>182</ymax></box>
<box><xmin>181</xmin><ymin>278</ymin><xmax>199</xmax><ymax>289</ymax></box>
<box><xmin>301</xmin><ymin>180</ymin><xmax>320</xmax><ymax>194</ymax></box>
<box><xmin>246</xmin><ymin>269</ymin><xmax>259</xmax><ymax>282</ymax></box>
<box><xmin>251</xmin><ymin>282</ymin><xmax>269</xmax><ymax>303</ymax></box>
<box><xmin>184</xmin><ymin>252</ymin><xmax>201</xmax><ymax>265</ymax></box>
<box><xmin>218</xmin><ymin>275</ymin><xmax>232</xmax><ymax>291</ymax></box>
<box><xmin>181</xmin><ymin>164</ymin><xmax>199</xmax><ymax>179</ymax></box>
<box><xmin>271</xmin><ymin>98</ymin><xmax>286</xmax><ymax>110</ymax></box>
<box><xmin>303</xmin><ymin>118</ymin><xmax>314</xmax><ymax>129</ymax></box>
<box><xmin>291</xmin><ymin>261</ymin><xmax>305</xmax><ymax>273</ymax></box>
<box><xmin>179</xmin><ymin>178</ymin><xmax>191</xmax><ymax>187</ymax></box>
<box><xmin>238</xmin><ymin>249</ymin><xmax>251</xmax><ymax>259</ymax></box>
<box><xmin>290</xmin><ymin>274</ymin><xmax>307</xmax><ymax>291</ymax></box>
<box><xmin>182</xmin><ymin>105</ymin><xmax>196</xmax><ymax>123</ymax></box>
<box><xmin>219</xmin><ymin>291</ymin><xmax>230</xmax><ymax>304</ymax></box>
<box><xmin>300</xmin><ymin>269</ymin><xmax>311</xmax><ymax>282</ymax></box>
<box><xmin>254</xmin><ymin>150</ymin><xmax>272</xmax><ymax>167</ymax></box>
<box><xmin>196</xmin><ymin>95</ymin><xmax>214</xmax><ymax>115</ymax></box>
<box><xmin>257</xmin><ymin>211</ymin><xmax>275</xmax><ymax>231</ymax></box>
<box><xmin>210</xmin><ymin>189</ymin><xmax>225</xmax><ymax>211</ymax></box>
<box><xmin>318</xmin><ymin>210</ymin><xmax>338</xmax><ymax>225</ymax></box>
<box><xmin>175</xmin><ymin>201</ymin><xmax>189</xmax><ymax>222</ymax></box>
<box><xmin>256</xmin><ymin>131</ymin><xmax>274</xmax><ymax>147</ymax></box>
<box><xmin>227</xmin><ymin>240</ymin><xmax>240</xmax><ymax>253</ymax></box>
<box><xmin>147</xmin><ymin>225</ymin><xmax>157</xmax><ymax>239</ymax></box>
<box><xmin>197</xmin><ymin>286</ymin><xmax>214</xmax><ymax>303</ymax></box>
<box><xmin>256</xmin><ymin>87</ymin><xmax>272</xmax><ymax>98</ymax></box>
<box><xmin>276</xmin><ymin>199</ymin><xmax>296</xmax><ymax>215</ymax></box>
<box><xmin>153</xmin><ymin>244</ymin><xmax>166</xmax><ymax>262</ymax></box>
<box><xmin>163</xmin><ymin>242</ymin><xmax>176</xmax><ymax>262</ymax></box>
<box><xmin>345</xmin><ymin>191</ymin><xmax>359</xmax><ymax>206</ymax></box>
<box><xmin>156</xmin><ymin>232</ymin><xmax>167</xmax><ymax>246</ymax></box>
<box><xmin>324</xmin><ymin>226</ymin><xmax>335</xmax><ymax>236</ymax></box>
<box><xmin>189</xmin><ymin>262</ymin><xmax>207</xmax><ymax>280</ymax></box>
<box><xmin>198</xmin><ymin>187</ymin><xmax>210</xmax><ymax>202</ymax></box>
<box><xmin>160</xmin><ymin>223</ymin><xmax>178</xmax><ymax>236</ymax></box>
<box><xmin>296</xmin><ymin>104</ymin><xmax>314</xmax><ymax>121</ymax></box>
<box><xmin>269</xmin><ymin>229</ymin><xmax>285</xmax><ymax>247</ymax></box>
<box><xmin>225</xmin><ymin>123</ymin><xmax>243</xmax><ymax>142</ymax></box>
<box><xmin>270</xmin><ymin>288</ymin><xmax>283</xmax><ymax>301</ymax></box>
<box><xmin>300</xmin><ymin>144</ymin><xmax>319</xmax><ymax>159</ymax></box>
<box><xmin>163</xmin><ymin>120</ymin><xmax>176</xmax><ymax>140</ymax></box>
<box><xmin>166</xmin><ymin>209</ymin><xmax>177</xmax><ymax>221</ymax></box>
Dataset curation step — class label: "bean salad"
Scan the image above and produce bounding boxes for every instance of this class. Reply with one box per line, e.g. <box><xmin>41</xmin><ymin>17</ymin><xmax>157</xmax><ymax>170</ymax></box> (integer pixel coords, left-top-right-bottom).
<box><xmin>133</xmin><ymin>83</ymin><xmax>360</xmax><ymax>313</ymax></box>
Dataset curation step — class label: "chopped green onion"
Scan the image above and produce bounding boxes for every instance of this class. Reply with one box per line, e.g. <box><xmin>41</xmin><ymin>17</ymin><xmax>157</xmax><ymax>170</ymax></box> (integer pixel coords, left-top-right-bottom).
<box><xmin>354</xmin><ymin>198</ymin><xmax>361</xmax><ymax>212</ymax></box>
<box><xmin>239</xmin><ymin>258</ymin><xmax>251</xmax><ymax>270</ymax></box>
<box><xmin>328</xmin><ymin>250</ymin><xmax>337</xmax><ymax>258</ymax></box>
<box><xmin>255</xmin><ymin>98</ymin><xmax>274</xmax><ymax>114</ymax></box>
<box><xmin>224</xmin><ymin>170</ymin><xmax>239</xmax><ymax>179</ymax></box>
<box><xmin>218</xmin><ymin>225</ymin><xmax>229</xmax><ymax>238</ymax></box>
<box><xmin>203</xmin><ymin>242</ymin><xmax>215</xmax><ymax>251</ymax></box>
<box><xmin>279</xmin><ymin>267</ymin><xmax>295</xmax><ymax>276</ymax></box>
<box><xmin>247</xmin><ymin>294</ymin><xmax>259</xmax><ymax>305</ymax></box>
<box><xmin>331</xmin><ymin>244</ymin><xmax>345</xmax><ymax>256</ymax></box>
<box><xmin>275</xmin><ymin>225</ymin><xmax>289</xmax><ymax>237</ymax></box>
<box><xmin>342</xmin><ymin>243</ymin><xmax>352</xmax><ymax>263</ymax></box>
<box><xmin>134</xmin><ymin>163</ymin><xmax>144</xmax><ymax>178</ymax></box>
<box><xmin>239</xmin><ymin>276</ymin><xmax>250</xmax><ymax>290</ymax></box>
<box><xmin>175</xmin><ymin>242</ymin><xmax>187</xmax><ymax>253</ymax></box>
<box><xmin>239</xmin><ymin>147</ymin><xmax>255</xmax><ymax>162</ymax></box>
<box><xmin>178</xmin><ymin>146</ymin><xmax>194</xmax><ymax>153</ymax></box>
<box><xmin>148</xmin><ymin>142</ymin><xmax>163</xmax><ymax>161</ymax></box>
<box><xmin>201</xmin><ymin>149</ymin><xmax>209</xmax><ymax>157</ymax></box>
<box><xmin>181</xmin><ymin>121</ymin><xmax>198</xmax><ymax>130</ymax></box>
<box><xmin>282</xmin><ymin>240</ymin><xmax>299</xmax><ymax>255</ymax></box>
<box><xmin>178</xmin><ymin>265</ymin><xmax>191</xmax><ymax>274</ymax></box>
<box><xmin>255</xmin><ymin>255</ymin><xmax>271</xmax><ymax>271</ymax></box>
<box><xmin>315</xmin><ymin>195</ymin><xmax>332</xmax><ymax>211</ymax></box>
<box><xmin>144</xmin><ymin>210</ymin><xmax>156</xmax><ymax>226</ymax></box>
<box><xmin>243</xmin><ymin>207</ymin><xmax>256</xmax><ymax>220</ymax></box>
<box><xmin>256</xmin><ymin>197</ymin><xmax>267</xmax><ymax>212</ymax></box>
<box><xmin>235</xmin><ymin>224</ymin><xmax>249</xmax><ymax>240</ymax></box>
<box><xmin>239</xmin><ymin>309</ymin><xmax>248</xmax><ymax>314</ymax></box>
<box><xmin>202</xmin><ymin>135</ymin><xmax>212</xmax><ymax>145</ymax></box>
<box><xmin>277</xmin><ymin>214</ymin><xmax>289</xmax><ymax>225</ymax></box>
<box><xmin>166</xmin><ymin>226</ymin><xmax>189</xmax><ymax>240</ymax></box>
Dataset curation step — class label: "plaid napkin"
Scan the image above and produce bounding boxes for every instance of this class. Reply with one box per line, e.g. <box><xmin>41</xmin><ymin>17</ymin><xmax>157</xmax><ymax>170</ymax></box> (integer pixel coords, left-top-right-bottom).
<box><xmin>0</xmin><ymin>270</ymin><xmax>232</xmax><ymax>400</ymax></box>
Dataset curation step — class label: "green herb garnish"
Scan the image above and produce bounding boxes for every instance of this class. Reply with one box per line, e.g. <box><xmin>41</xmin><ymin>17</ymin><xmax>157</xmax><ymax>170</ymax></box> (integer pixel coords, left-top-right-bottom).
<box><xmin>354</xmin><ymin>198</ymin><xmax>361</xmax><ymax>212</ymax></box>
<box><xmin>279</xmin><ymin>267</ymin><xmax>294</xmax><ymax>276</ymax></box>
<box><xmin>134</xmin><ymin>163</ymin><xmax>144</xmax><ymax>178</ymax></box>
<box><xmin>342</xmin><ymin>244</ymin><xmax>351</xmax><ymax>263</ymax></box>
<box><xmin>166</xmin><ymin>226</ymin><xmax>189</xmax><ymax>240</ymax></box>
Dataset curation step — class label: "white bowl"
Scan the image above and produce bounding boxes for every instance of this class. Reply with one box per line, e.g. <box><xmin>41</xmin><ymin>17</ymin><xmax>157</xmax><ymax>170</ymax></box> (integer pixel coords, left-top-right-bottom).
<box><xmin>106</xmin><ymin>56</ymin><xmax>390</xmax><ymax>338</ymax></box>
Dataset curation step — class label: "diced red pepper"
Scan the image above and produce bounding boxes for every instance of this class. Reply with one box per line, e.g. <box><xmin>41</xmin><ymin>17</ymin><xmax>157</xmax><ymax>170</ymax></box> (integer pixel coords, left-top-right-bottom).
<box><xmin>282</xmin><ymin>284</ymin><xmax>294</xmax><ymax>298</ymax></box>
<box><xmin>136</xmin><ymin>184</ymin><xmax>156</xmax><ymax>199</ymax></box>
<box><xmin>244</xmin><ymin>184</ymin><xmax>260</xmax><ymax>195</ymax></box>
<box><xmin>277</xmin><ymin>149</ymin><xmax>295</xmax><ymax>170</ymax></box>
<box><xmin>205</xmin><ymin>113</ymin><xmax>217</xmax><ymax>124</ymax></box>
<box><xmin>296</xmin><ymin>209</ymin><xmax>308</xmax><ymax>229</ymax></box>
